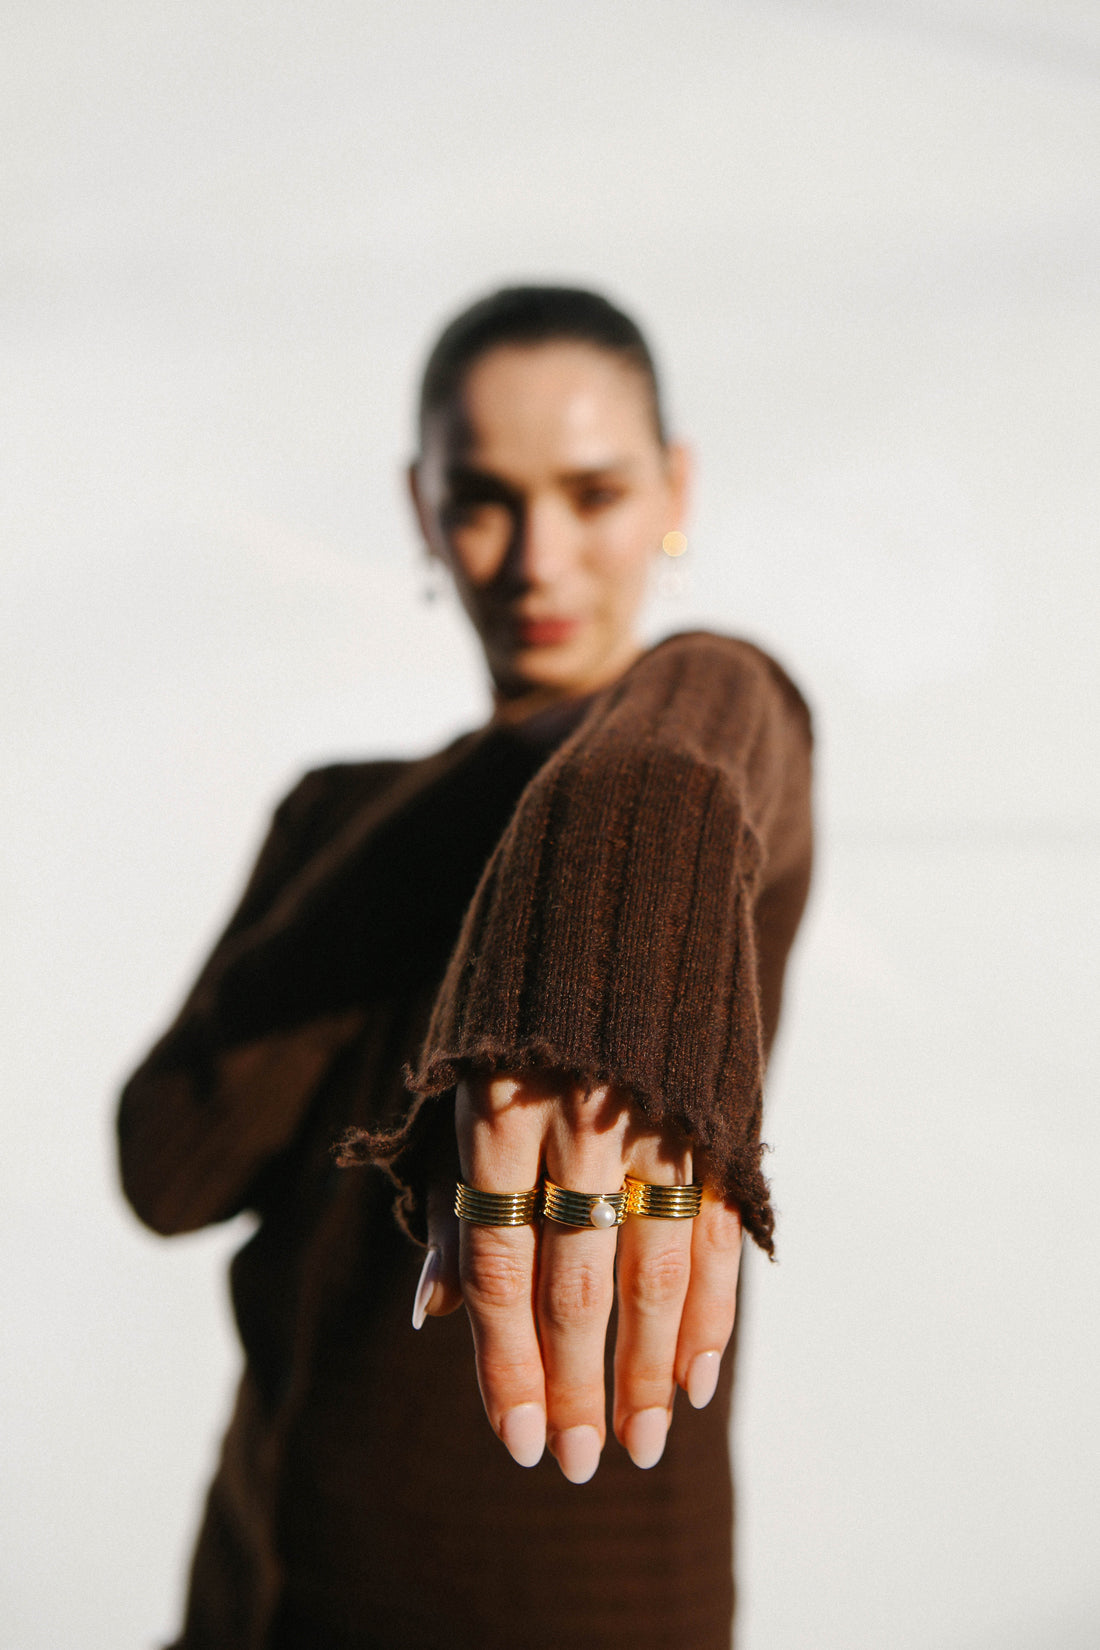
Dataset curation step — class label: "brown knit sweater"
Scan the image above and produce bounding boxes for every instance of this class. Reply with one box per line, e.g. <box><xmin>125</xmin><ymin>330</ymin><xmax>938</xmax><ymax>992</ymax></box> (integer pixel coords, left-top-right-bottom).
<box><xmin>118</xmin><ymin>631</ymin><xmax>813</xmax><ymax>1650</ymax></box>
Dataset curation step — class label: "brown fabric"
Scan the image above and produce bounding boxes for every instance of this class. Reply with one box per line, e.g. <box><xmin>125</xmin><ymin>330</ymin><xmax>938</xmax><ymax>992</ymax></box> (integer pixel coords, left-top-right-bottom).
<box><xmin>117</xmin><ymin>630</ymin><xmax>813</xmax><ymax>1650</ymax></box>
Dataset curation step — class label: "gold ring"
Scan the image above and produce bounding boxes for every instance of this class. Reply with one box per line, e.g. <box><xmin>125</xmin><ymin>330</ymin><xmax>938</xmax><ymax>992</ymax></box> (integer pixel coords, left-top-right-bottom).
<box><xmin>454</xmin><ymin>1182</ymin><xmax>540</xmax><ymax>1226</ymax></box>
<box><xmin>541</xmin><ymin>1178</ymin><xmax>626</xmax><ymax>1229</ymax></box>
<box><xmin>624</xmin><ymin>1176</ymin><xmax>703</xmax><ymax>1219</ymax></box>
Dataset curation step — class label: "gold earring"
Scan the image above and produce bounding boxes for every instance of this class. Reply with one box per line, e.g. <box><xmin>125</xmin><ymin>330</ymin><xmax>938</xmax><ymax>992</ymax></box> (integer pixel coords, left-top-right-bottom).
<box><xmin>656</xmin><ymin>531</ymin><xmax>691</xmax><ymax>600</ymax></box>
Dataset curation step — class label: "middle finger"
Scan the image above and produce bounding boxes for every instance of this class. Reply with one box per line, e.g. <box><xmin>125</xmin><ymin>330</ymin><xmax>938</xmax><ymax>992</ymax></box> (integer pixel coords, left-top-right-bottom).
<box><xmin>537</xmin><ymin>1154</ymin><xmax>624</xmax><ymax>1484</ymax></box>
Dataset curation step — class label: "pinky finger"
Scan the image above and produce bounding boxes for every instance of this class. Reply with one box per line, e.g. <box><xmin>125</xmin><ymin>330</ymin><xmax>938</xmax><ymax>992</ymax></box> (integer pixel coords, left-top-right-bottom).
<box><xmin>675</xmin><ymin>1189</ymin><xmax>743</xmax><ymax>1410</ymax></box>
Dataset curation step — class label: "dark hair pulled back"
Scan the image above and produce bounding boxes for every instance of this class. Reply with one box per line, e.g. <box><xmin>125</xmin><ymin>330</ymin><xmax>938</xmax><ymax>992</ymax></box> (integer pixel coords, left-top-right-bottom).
<box><xmin>417</xmin><ymin>284</ymin><xmax>666</xmax><ymax>449</ymax></box>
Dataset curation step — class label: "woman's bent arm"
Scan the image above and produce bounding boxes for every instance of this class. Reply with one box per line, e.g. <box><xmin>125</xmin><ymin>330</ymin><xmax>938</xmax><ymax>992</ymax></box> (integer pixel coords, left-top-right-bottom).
<box><xmin>116</xmin><ymin>761</ymin><xmax>406</xmax><ymax>1234</ymax></box>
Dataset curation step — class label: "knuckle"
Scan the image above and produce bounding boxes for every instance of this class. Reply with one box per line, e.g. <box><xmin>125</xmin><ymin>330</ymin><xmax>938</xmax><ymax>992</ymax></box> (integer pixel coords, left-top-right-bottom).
<box><xmin>478</xmin><ymin>1352</ymin><xmax>540</xmax><ymax>1392</ymax></box>
<box><xmin>695</xmin><ymin>1206</ymin><xmax>744</xmax><ymax>1263</ymax></box>
<box><xmin>461</xmin><ymin>1246</ymin><xmax>531</xmax><ymax>1314</ymax></box>
<box><xmin>622</xmin><ymin>1245</ymin><xmax>690</xmax><ymax>1312</ymax></box>
<box><xmin>616</xmin><ymin>1358</ymin><xmax>673</xmax><ymax>1401</ymax></box>
<box><xmin>542</xmin><ymin>1260</ymin><xmax>612</xmax><ymax>1331</ymax></box>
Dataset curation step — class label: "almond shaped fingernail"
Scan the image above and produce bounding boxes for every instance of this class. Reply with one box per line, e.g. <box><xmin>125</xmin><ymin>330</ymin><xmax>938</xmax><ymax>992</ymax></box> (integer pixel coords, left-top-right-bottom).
<box><xmin>686</xmin><ymin>1350</ymin><xmax>722</xmax><ymax>1409</ymax></box>
<box><xmin>553</xmin><ymin>1425</ymin><xmax>602</xmax><ymax>1484</ymax></box>
<box><xmin>500</xmin><ymin>1403</ymin><xmax>546</xmax><ymax>1468</ymax></box>
<box><xmin>411</xmin><ymin>1245</ymin><xmax>442</xmax><ymax>1330</ymax></box>
<box><xmin>624</xmin><ymin>1407</ymin><xmax>670</xmax><ymax>1469</ymax></box>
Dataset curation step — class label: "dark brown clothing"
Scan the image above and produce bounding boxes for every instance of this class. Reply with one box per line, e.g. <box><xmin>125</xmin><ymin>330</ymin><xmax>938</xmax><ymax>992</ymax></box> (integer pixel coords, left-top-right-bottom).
<box><xmin>118</xmin><ymin>631</ymin><xmax>814</xmax><ymax>1650</ymax></box>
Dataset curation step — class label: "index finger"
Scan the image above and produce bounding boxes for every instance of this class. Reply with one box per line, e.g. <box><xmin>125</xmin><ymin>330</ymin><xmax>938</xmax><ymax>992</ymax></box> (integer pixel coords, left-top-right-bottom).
<box><xmin>455</xmin><ymin>1077</ymin><xmax>547</xmax><ymax>1469</ymax></box>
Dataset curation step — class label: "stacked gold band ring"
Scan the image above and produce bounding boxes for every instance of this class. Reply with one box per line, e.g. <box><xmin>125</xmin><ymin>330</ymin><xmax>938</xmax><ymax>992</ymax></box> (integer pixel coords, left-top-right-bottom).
<box><xmin>624</xmin><ymin>1175</ymin><xmax>704</xmax><ymax>1219</ymax></box>
<box><xmin>453</xmin><ymin>1182</ymin><xmax>540</xmax><ymax>1227</ymax></box>
<box><xmin>541</xmin><ymin>1177</ymin><xmax>626</xmax><ymax>1229</ymax></box>
<box><xmin>454</xmin><ymin>1177</ymin><xmax>704</xmax><ymax>1228</ymax></box>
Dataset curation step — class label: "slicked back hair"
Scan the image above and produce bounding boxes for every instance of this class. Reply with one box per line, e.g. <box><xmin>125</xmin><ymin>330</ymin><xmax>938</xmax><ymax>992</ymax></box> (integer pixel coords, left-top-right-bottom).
<box><xmin>417</xmin><ymin>284</ymin><xmax>667</xmax><ymax>450</ymax></box>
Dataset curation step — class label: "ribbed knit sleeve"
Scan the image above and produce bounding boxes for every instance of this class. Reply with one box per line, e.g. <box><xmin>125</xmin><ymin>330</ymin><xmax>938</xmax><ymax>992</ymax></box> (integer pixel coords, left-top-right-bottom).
<box><xmin>392</xmin><ymin>632</ymin><xmax>813</xmax><ymax>1255</ymax></box>
<box><xmin>116</xmin><ymin>761</ymin><xmax>405</xmax><ymax>1235</ymax></box>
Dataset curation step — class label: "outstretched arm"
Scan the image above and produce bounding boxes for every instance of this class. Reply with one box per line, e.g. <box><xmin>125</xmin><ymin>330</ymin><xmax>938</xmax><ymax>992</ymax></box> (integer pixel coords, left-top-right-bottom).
<box><xmin>369</xmin><ymin>632</ymin><xmax>814</xmax><ymax>1479</ymax></box>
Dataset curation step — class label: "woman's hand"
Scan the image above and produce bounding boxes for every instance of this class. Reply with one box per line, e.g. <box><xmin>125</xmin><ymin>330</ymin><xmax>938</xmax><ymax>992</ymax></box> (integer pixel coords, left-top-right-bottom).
<box><xmin>414</xmin><ymin>1070</ymin><xmax>743</xmax><ymax>1483</ymax></box>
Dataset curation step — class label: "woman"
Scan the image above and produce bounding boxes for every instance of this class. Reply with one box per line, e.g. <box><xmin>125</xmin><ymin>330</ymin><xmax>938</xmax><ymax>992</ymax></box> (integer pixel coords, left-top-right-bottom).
<box><xmin>118</xmin><ymin>285</ymin><xmax>814</xmax><ymax>1650</ymax></box>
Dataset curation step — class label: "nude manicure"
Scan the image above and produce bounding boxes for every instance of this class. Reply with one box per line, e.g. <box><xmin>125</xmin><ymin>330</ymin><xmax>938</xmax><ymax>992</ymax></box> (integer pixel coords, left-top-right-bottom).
<box><xmin>500</xmin><ymin>1403</ymin><xmax>546</xmax><ymax>1468</ymax></box>
<box><xmin>686</xmin><ymin>1350</ymin><xmax>722</xmax><ymax>1409</ymax></box>
<box><xmin>624</xmin><ymin>1407</ymin><xmax>670</xmax><ymax>1469</ymax></box>
<box><xmin>411</xmin><ymin>1245</ymin><xmax>441</xmax><ymax>1330</ymax></box>
<box><xmin>553</xmin><ymin>1425</ymin><xmax>602</xmax><ymax>1484</ymax></box>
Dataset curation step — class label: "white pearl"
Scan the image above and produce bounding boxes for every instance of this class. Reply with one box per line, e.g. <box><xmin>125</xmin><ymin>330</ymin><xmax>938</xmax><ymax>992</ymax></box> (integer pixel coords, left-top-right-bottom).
<box><xmin>589</xmin><ymin>1199</ymin><xmax>617</xmax><ymax>1229</ymax></box>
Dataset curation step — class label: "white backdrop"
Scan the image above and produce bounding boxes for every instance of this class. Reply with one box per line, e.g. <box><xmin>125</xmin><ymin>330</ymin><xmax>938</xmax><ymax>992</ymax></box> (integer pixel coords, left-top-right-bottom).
<box><xmin>3</xmin><ymin>3</ymin><xmax>1098</xmax><ymax>1646</ymax></box>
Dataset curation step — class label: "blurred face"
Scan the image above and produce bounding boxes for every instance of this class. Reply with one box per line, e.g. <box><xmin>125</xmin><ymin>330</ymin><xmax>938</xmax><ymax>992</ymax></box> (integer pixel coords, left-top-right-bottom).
<box><xmin>410</xmin><ymin>341</ymin><xmax>688</xmax><ymax>708</ymax></box>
